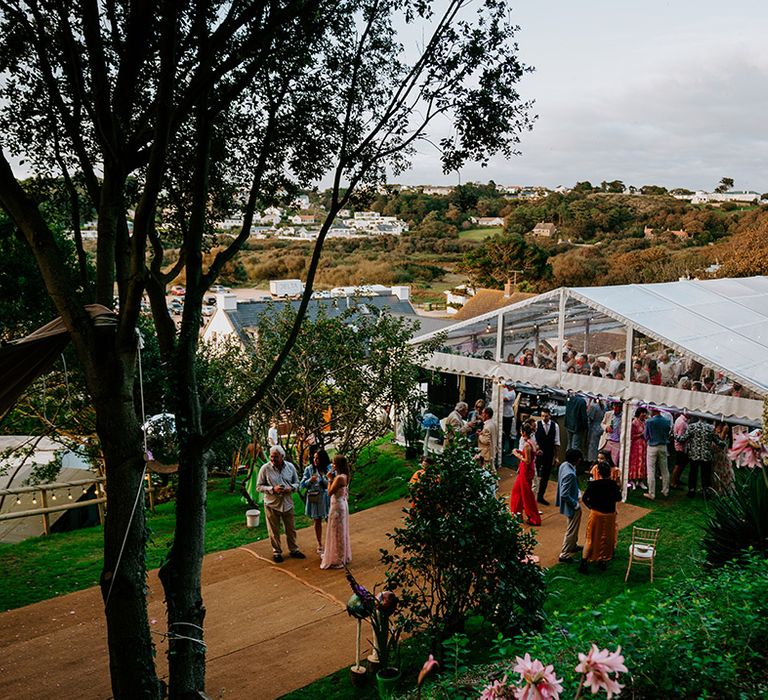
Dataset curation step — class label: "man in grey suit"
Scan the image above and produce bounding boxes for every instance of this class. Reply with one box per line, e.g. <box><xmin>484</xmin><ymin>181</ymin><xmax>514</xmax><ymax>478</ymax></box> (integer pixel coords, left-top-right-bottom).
<box><xmin>555</xmin><ymin>448</ymin><xmax>584</xmax><ymax>563</ymax></box>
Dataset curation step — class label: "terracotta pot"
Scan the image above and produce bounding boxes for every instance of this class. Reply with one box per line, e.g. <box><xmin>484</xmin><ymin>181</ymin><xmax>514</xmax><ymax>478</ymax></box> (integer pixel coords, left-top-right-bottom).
<box><xmin>366</xmin><ymin>653</ymin><xmax>381</xmax><ymax>675</ymax></box>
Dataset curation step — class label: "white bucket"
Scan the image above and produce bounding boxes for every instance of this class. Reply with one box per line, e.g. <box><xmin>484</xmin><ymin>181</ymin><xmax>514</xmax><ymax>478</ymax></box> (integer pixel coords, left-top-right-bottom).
<box><xmin>245</xmin><ymin>509</ymin><xmax>260</xmax><ymax>528</ymax></box>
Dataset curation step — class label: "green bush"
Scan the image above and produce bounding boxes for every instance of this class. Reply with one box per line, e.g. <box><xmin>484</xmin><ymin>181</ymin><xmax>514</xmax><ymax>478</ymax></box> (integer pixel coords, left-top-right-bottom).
<box><xmin>475</xmin><ymin>553</ymin><xmax>768</xmax><ymax>699</ymax></box>
<box><xmin>381</xmin><ymin>439</ymin><xmax>545</xmax><ymax>650</ymax></box>
<box><xmin>702</xmin><ymin>468</ymin><xmax>768</xmax><ymax>568</ymax></box>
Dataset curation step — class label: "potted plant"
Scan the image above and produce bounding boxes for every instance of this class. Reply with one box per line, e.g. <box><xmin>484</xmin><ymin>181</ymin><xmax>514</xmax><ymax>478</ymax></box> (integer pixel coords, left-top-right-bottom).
<box><xmin>345</xmin><ymin>569</ymin><xmax>402</xmax><ymax>699</ymax></box>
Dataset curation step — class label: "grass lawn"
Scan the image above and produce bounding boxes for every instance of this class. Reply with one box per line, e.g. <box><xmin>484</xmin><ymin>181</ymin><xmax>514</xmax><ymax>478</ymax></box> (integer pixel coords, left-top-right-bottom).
<box><xmin>0</xmin><ymin>436</ymin><xmax>417</xmax><ymax>612</ymax></box>
<box><xmin>545</xmin><ymin>481</ymin><xmax>710</xmax><ymax>614</ymax></box>
<box><xmin>458</xmin><ymin>226</ymin><xmax>503</xmax><ymax>241</ymax></box>
<box><xmin>283</xmin><ymin>478</ymin><xmax>714</xmax><ymax>699</ymax></box>
<box><xmin>410</xmin><ymin>271</ymin><xmax>464</xmax><ymax>307</ymax></box>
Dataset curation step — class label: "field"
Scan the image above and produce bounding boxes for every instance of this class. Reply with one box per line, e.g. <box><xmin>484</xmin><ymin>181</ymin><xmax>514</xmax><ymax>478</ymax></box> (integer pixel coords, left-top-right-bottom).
<box><xmin>458</xmin><ymin>226</ymin><xmax>503</xmax><ymax>241</ymax></box>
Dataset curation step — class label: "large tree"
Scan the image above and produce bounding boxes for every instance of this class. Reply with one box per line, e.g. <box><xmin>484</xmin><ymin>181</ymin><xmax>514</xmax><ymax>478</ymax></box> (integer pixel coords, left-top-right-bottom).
<box><xmin>0</xmin><ymin>1</ymin><xmax>532</xmax><ymax>697</ymax></box>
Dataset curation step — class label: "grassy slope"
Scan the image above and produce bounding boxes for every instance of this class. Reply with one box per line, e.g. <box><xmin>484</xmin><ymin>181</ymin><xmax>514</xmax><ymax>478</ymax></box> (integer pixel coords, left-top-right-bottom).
<box><xmin>0</xmin><ymin>436</ymin><xmax>417</xmax><ymax>611</ymax></box>
<box><xmin>283</xmin><ymin>477</ymin><xmax>713</xmax><ymax>699</ymax></box>
<box><xmin>458</xmin><ymin>227</ymin><xmax>503</xmax><ymax>241</ymax></box>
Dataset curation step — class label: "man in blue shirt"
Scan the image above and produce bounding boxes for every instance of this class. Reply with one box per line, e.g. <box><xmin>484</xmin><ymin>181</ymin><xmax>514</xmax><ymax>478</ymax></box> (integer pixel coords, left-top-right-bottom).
<box><xmin>644</xmin><ymin>408</ymin><xmax>672</xmax><ymax>499</ymax></box>
<box><xmin>556</xmin><ymin>448</ymin><xmax>584</xmax><ymax>563</ymax></box>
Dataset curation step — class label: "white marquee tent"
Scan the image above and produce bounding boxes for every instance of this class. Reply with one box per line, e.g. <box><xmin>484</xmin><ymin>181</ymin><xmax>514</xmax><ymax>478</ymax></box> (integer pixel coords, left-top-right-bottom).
<box><xmin>412</xmin><ymin>276</ymin><xmax>767</xmax><ymax>495</ymax></box>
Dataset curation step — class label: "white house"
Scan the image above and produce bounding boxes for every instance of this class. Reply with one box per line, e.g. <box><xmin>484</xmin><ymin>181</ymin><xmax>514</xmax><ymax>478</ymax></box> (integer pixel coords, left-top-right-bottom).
<box><xmin>530</xmin><ymin>222</ymin><xmax>557</xmax><ymax>237</ymax></box>
<box><xmin>258</xmin><ymin>206</ymin><xmax>283</xmax><ymax>225</ymax></box>
<box><xmin>444</xmin><ymin>284</ymin><xmax>475</xmax><ymax>315</ymax></box>
<box><xmin>470</xmin><ymin>216</ymin><xmax>504</xmax><ymax>227</ymax></box>
<box><xmin>293</xmin><ymin>194</ymin><xmax>311</xmax><ymax>209</ymax></box>
<box><xmin>290</xmin><ymin>214</ymin><xmax>316</xmax><ymax>226</ymax></box>
<box><xmin>691</xmin><ymin>190</ymin><xmax>760</xmax><ymax>205</ymax></box>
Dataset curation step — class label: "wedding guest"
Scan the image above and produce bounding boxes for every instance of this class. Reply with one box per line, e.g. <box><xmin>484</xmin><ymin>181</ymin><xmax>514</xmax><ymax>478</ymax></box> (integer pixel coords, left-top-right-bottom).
<box><xmin>477</xmin><ymin>407</ymin><xmax>499</xmax><ymax>471</ymax></box>
<box><xmin>644</xmin><ymin>408</ymin><xmax>671</xmax><ymax>500</ymax></box>
<box><xmin>580</xmin><ymin>460</ymin><xmax>622</xmax><ymax>573</ymax></box>
<box><xmin>321</xmin><ymin>455</ymin><xmax>352</xmax><ymax>569</ymax></box>
<box><xmin>712</xmin><ymin>422</ymin><xmax>734</xmax><ymax>494</ymax></box>
<box><xmin>300</xmin><ymin>449</ymin><xmax>331</xmax><ymax>555</ymax></box>
<box><xmin>628</xmin><ymin>406</ymin><xmax>648</xmax><ymax>491</ymax></box>
<box><xmin>556</xmin><ymin>448</ymin><xmax>584</xmax><ymax>563</ymax></box>
<box><xmin>257</xmin><ymin>445</ymin><xmax>305</xmax><ymax>563</ymax></box>
<box><xmin>670</xmin><ymin>412</ymin><xmax>689</xmax><ymax>489</ymax></box>
<box><xmin>510</xmin><ymin>424</ymin><xmax>541</xmax><ymax>526</ymax></box>
<box><xmin>678</xmin><ymin>418</ymin><xmax>726</xmax><ymax>498</ymax></box>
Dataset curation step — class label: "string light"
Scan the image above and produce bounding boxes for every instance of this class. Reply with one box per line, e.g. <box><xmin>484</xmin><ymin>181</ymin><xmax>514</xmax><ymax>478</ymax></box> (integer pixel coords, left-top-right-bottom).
<box><xmin>32</xmin><ymin>495</ymin><xmax>37</xmax><ymax>505</ymax></box>
<box><xmin>51</xmin><ymin>492</ymin><xmax>57</xmax><ymax>501</ymax></box>
<box><xmin>82</xmin><ymin>487</ymin><xmax>87</xmax><ymax>494</ymax></box>
<box><xmin>15</xmin><ymin>496</ymin><xmax>21</xmax><ymax>505</ymax></box>
<box><xmin>67</xmin><ymin>490</ymin><xmax>73</xmax><ymax>500</ymax></box>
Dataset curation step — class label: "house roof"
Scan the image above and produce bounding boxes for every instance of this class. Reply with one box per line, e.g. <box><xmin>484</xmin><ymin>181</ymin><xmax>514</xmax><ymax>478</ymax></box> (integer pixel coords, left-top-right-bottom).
<box><xmin>452</xmin><ymin>289</ymin><xmax>535</xmax><ymax>321</ymax></box>
<box><xmin>224</xmin><ymin>294</ymin><xmax>443</xmax><ymax>341</ymax></box>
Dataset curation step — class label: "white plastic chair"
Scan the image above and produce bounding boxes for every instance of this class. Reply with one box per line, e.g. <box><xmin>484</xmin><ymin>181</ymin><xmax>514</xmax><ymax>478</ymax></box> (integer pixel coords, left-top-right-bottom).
<box><xmin>624</xmin><ymin>526</ymin><xmax>660</xmax><ymax>582</ymax></box>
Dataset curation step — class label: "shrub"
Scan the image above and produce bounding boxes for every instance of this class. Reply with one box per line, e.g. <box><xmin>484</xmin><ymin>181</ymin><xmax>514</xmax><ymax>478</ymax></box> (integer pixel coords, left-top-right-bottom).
<box><xmin>702</xmin><ymin>468</ymin><xmax>768</xmax><ymax>568</ymax></box>
<box><xmin>381</xmin><ymin>438</ymin><xmax>545</xmax><ymax>650</ymax></box>
<box><xmin>473</xmin><ymin>553</ymin><xmax>768</xmax><ymax>699</ymax></box>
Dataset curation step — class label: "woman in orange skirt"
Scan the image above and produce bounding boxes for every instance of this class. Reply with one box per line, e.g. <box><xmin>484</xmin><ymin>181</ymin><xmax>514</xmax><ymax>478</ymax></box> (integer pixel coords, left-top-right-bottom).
<box><xmin>510</xmin><ymin>424</ymin><xmax>541</xmax><ymax>526</ymax></box>
<box><xmin>580</xmin><ymin>460</ymin><xmax>622</xmax><ymax>572</ymax></box>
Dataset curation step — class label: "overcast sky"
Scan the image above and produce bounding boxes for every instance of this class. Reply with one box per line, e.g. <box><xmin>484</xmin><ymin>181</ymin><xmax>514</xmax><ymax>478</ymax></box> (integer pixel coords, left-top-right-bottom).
<box><xmin>398</xmin><ymin>0</ymin><xmax>768</xmax><ymax>192</ymax></box>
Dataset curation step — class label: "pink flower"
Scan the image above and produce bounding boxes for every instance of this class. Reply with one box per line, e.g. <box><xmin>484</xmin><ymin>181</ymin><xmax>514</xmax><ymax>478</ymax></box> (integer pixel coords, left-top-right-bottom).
<box><xmin>480</xmin><ymin>675</ymin><xmax>515</xmax><ymax>700</ymax></box>
<box><xmin>728</xmin><ymin>431</ymin><xmax>767</xmax><ymax>469</ymax></box>
<box><xmin>511</xmin><ymin>653</ymin><xmax>563</xmax><ymax>700</ymax></box>
<box><xmin>417</xmin><ymin>654</ymin><xmax>439</xmax><ymax>688</ymax></box>
<box><xmin>575</xmin><ymin>645</ymin><xmax>627</xmax><ymax>699</ymax></box>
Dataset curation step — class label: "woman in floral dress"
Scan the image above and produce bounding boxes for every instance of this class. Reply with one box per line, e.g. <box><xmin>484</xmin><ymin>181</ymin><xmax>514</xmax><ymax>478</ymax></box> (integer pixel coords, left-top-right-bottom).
<box><xmin>628</xmin><ymin>406</ymin><xmax>648</xmax><ymax>490</ymax></box>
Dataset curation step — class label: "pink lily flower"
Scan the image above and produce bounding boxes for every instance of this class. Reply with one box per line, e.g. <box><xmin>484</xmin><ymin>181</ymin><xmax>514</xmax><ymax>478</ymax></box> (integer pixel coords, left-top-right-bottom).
<box><xmin>512</xmin><ymin>653</ymin><xmax>563</xmax><ymax>700</ymax></box>
<box><xmin>417</xmin><ymin>654</ymin><xmax>439</xmax><ymax>688</ymax></box>
<box><xmin>575</xmin><ymin>645</ymin><xmax>627</xmax><ymax>699</ymax></box>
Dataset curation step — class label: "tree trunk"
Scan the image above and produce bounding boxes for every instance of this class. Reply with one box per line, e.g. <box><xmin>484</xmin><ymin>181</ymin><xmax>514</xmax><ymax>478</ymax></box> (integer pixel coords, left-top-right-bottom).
<box><xmin>96</xmin><ymin>393</ymin><xmax>163</xmax><ymax>699</ymax></box>
<box><xmin>159</xmin><ymin>334</ymin><xmax>207</xmax><ymax>698</ymax></box>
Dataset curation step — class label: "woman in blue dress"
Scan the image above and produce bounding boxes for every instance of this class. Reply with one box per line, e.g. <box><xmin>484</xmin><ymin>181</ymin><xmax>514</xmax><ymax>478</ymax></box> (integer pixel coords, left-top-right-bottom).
<box><xmin>300</xmin><ymin>448</ymin><xmax>331</xmax><ymax>555</ymax></box>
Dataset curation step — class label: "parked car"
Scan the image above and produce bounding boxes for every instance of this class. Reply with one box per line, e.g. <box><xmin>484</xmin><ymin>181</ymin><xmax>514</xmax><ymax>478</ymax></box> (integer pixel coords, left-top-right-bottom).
<box><xmin>202</xmin><ymin>306</ymin><xmax>215</xmax><ymax>316</ymax></box>
<box><xmin>204</xmin><ymin>296</ymin><xmax>217</xmax><ymax>306</ymax></box>
<box><xmin>209</xmin><ymin>284</ymin><xmax>229</xmax><ymax>294</ymax></box>
<box><xmin>168</xmin><ymin>300</ymin><xmax>183</xmax><ymax>315</ymax></box>
<box><xmin>170</xmin><ymin>285</ymin><xmax>186</xmax><ymax>296</ymax></box>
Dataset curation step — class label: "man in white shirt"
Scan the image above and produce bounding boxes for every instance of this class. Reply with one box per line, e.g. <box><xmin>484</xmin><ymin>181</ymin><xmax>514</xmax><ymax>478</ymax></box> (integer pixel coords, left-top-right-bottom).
<box><xmin>256</xmin><ymin>445</ymin><xmax>305</xmax><ymax>562</ymax></box>
<box><xmin>658</xmin><ymin>353</ymin><xmax>675</xmax><ymax>386</ymax></box>
<box><xmin>535</xmin><ymin>408</ymin><xmax>560</xmax><ymax>505</ymax></box>
<box><xmin>267</xmin><ymin>420</ymin><xmax>279</xmax><ymax>448</ymax></box>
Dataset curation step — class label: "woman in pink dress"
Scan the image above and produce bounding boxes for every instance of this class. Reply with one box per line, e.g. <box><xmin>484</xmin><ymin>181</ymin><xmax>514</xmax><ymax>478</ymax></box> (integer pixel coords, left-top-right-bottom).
<box><xmin>320</xmin><ymin>454</ymin><xmax>352</xmax><ymax>570</ymax></box>
<box><xmin>510</xmin><ymin>424</ymin><xmax>542</xmax><ymax>526</ymax></box>
<box><xmin>628</xmin><ymin>406</ymin><xmax>648</xmax><ymax>490</ymax></box>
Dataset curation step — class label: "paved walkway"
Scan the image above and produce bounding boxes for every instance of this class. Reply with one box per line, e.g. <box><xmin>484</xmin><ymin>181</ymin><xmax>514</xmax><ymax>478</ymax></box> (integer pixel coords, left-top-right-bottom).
<box><xmin>0</xmin><ymin>472</ymin><xmax>648</xmax><ymax>699</ymax></box>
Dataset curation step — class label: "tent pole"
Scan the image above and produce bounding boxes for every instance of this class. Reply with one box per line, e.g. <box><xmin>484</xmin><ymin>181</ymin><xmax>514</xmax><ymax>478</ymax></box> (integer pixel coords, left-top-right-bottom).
<box><xmin>620</xmin><ymin>399</ymin><xmax>632</xmax><ymax>501</ymax></box>
<box><xmin>493</xmin><ymin>380</ymin><xmax>503</xmax><ymax>470</ymax></box>
<box><xmin>584</xmin><ymin>318</ymin><xmax>590</xmax><ymax>355</ymax></box>
<box><xmin>624</xmin><ymin>325</ymin><xmax>633</xmax><ymax>386</ymax></box>
<box><xmin>556</xmin><ymin>289</ymin><xmax>566</xmax><ymax>386</ymax></box>
<box><xmin>496</xmin><ymin>311</ymin><xmax>504</xmax><ymax>361</ymax></box>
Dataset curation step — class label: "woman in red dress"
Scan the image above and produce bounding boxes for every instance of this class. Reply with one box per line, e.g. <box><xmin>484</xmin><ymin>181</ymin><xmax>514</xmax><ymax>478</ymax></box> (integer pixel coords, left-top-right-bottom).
<box><xmin>628</xmin><ymin>406</ymin><xmax>648</xmax><ymax>490</ymax></box>
<box><xmin>510</xmin><ymin>424</ymin><xmax>542</xmax><ymax>526</ymax></box>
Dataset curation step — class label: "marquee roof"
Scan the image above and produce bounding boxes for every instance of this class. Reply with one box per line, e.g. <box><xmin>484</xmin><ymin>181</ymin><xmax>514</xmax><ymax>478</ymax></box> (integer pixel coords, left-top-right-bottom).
<box><xmin>415</xmin><ymin>276</ymin><xmax>768</xmax><ymax>421</ymax></box>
